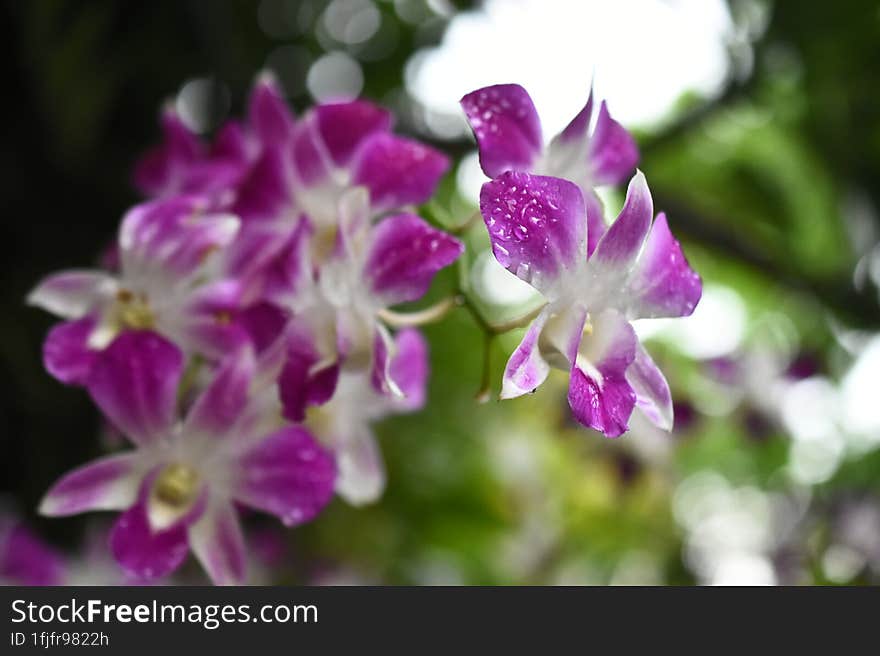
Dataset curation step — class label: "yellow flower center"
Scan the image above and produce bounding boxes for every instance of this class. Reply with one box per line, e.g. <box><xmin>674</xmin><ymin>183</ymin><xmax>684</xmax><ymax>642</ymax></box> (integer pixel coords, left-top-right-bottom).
<box><xmin>116</xmin><ymin>289</ymin><xmax>155</xmax><ymax>330</ymax></box>
<box><xmin>152</xmin><ymin>463</ymin><xmax>201</xmax><ymax>510</ymax></box>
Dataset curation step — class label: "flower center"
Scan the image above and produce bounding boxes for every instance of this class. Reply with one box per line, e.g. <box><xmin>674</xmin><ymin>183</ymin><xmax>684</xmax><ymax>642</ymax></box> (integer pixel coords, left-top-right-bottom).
<box><xmin>116</xmin><ymin>289</ymin><xmax>155</xmax><ymax>329</ymax></box>
<box><xmin>152</xmin><ymin>463</ymin><xmax>201</xmax><ymax>510</ymax></box>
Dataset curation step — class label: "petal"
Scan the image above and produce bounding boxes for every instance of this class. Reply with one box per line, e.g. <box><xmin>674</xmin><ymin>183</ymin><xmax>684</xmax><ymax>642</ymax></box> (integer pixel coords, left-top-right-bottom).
<box><xmin>42</xmin><ymin>317</ymin><xmax>99</xmax><ymax>385</ymax></box>
<box><xmin>87</xmin><ymin>331</ymin><xmax>183</xmax><ymax>445</ymax></box>
<box><xmin>370</xmin><ymin>322</ymin><xmax>400</xmax><ymax>397</ymax></box>
<box><xmin>39</xmin><ymin>453</ymin><xmax>141</xmax><ymax>516</ymax></box>
<box><xmin>315</xmin><ymin>100</ymin><xmax>392</xmax><ymax>166</ymax></box>
<box><xmin>185</xmin><ymin>345</ymin><xmax>256</xmax><ymax>436</ymax></box>
<box><xmin>132</xmin><ymin>106</ymin><xmax>202</xmax><ymax>197</ymax></box>
<box><xmin>590</xmin><ymin>171</ymin><xmax>652</xmax><ymax>270</ymax></box>
<box><xmin>0</xmin><ymin>524</ymin><xmax>66</xmax><ymax>586</ymax></box>
<box><xmin>27</xmin><ymin>270</ymin><xmax>117</xmax><ymax>319</ymax></box>
<box><xmin>626</xmin><ymin>342</ymin><xmax>673</xmax><ymax>431</ymax></box>
<box><xmin>234</xmin><ymin>426</ymin><xmax>337</xmax><ymax>526</ymax></box>
<box><xmin>500</xmin><ymin>308</ymin><xmax>552</xmax><ymax>400</ymax></box>
<box><xmin>351</xmin><ymin>133</ymin><xmax>450</xmax><ymax>211</ymax></box>
<box><xmin>589</xmin><ymin>101</ymin><xmax>639</xmax><ymax>186</ymax></box>
<box><xmin>479</xmin><ymin>172</ymin><xmax>586</xmax><ymax>295</ymax></box>
<box><xmin>625</xmin><ymin>212</ymin><xmax>702</xmax><ymax>319</ymax></box>
<box><xmin>365</xmin><ymin>213</ymin><xmax>463</xmax><ymax>305</ymax></box>
<box><xmin>188</xmin><ymin>501</ymin><xmax>247</xmax><ymax>585</ymax></box>
<box><xmin>247</xmin><ymin>73</ymin><xmax>295</xmax><ymax>145</ymax></box>
<box><xmin>232</xmin><ymin>146</ymin><xmax>292</xmax><ymax>221</ymax></box>
<box><xmin>558</xmin><ymin>89</ymin><xmax>594</xmax><ymax>144</ymax></box>
<box><xmin>585</xmin><ymin>189</ymin><xmax>607</xmax><ymax>258</ymax></box>
<box><xmin>279</xmin><ymin>319</ymin><xmax>340</xmax><ymax>422</ymax></box>
<box><xmin>461</xmin><ymin>84</ymin><xmax>543</xmax><ymax>178</ymax></box>
<box><xmin>291</xmin><ymin>120</ymin><xmax>333</xmax><ymax>187</ymax></box>
<box><xmin>109</xmin><ymin>498</ymin><xmax>190</xmax><ymax>581</ymax></box>
<box><xmin>568</xmin><ymin>311</ymin><xmax>637</xmax><ymax>437</ymax></box>
<box><xmin>175</xmin><ymin>278</ymin><xmax>249</xmax><ymax>358</ymax></box>
<box><xmin>334</xmin><ymin>429</ymin><xmax>385</xmax><ymax>506</ymax></box>
<box><xmin>388</xmin><ymin>328</ymin><xmax>429</xmax><ymax>411</ymax></box>
<box><xmin>236</xmin><ymin>301</ymin><xmax>289</xmax><ymax>354</ymax></box>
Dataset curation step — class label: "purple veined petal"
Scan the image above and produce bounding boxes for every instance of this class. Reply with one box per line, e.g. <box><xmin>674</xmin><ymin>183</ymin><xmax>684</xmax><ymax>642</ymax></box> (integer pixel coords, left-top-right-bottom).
<box><xmin>38</xmin><ymin>453</ymin><xmax>142</xmax><ymax>517</ymax></box>
<box><xmin>460</xmin><ymin>84</ymin><xmax>544</xmax><ymax>178</ymax></box>
<box><xmin>590</xmin><ymin>171</ymin><xmax>652</xmax><ymax>270</ymax></box>
<box><xmin>626</xmin><ymin>342</ymin><xmax>673</xmax><ymax>431</ymax></box>
<box><xmin>212</xmin><ymin>120</ymin><xmax>250</xmax><ymax>162</ymax></box>
<box><xmin>558</xmin><ymin>88</ymin><xmax>594</xmax><ymax>144</ymax></box>
<box><xmin>42</xmin><ymin>317</ymin><xmax>99</xmax><ymax>385</ymax></box>
<box><xmin>224</xmin><ymin>222</ymin><xmax>294</xmax><ymax>291</ymax></box>
<box><xmin>500</xmin><ymin>307</ymin><xmax>552</xmax><ymax>400</ymax></box>
<box><xmin>235</xmin><ymin>302</ymin><xmax>289</xmax><ymax>355</ymax></box>
<box><xmin>364</xmin><ymin>213</ymin><xmax>463</xmax><ymax>305</ymax></box>
<box><xmin>315</xmin><ymin>100</ymin><xmax>393</xmax><ymax>167</ymax></box>
<box><xmin>0</xmin><ymin>523</ymin><xmax>66</xmax><ymax>585</ymax></box>
<box><xmin>334</xmin><ymin>428</ymin><xmax>385</xmax><ymax>506</ymax></box>
<box><xmin>185</xmin><ymin>345</ymin><xmax>257</xmax><ymax>436</ymax></box>
<box><xmin>27</xmin><ymin>270</ymin><xmax>117</xmax><ymax>319</ymax></box>
<box><xmin>536</xmin><ymin>303</ymin><xmax>588</xmax><ymax>369</ymax></box>
<box><xmin>233</xmin><ymin>426</ymin><xmax>337</xmax><ymax>527</ymax></box>
<box><xmin>585</xmin><ymin>189</ymin><xmax>607</xmax><ymax>258</ymax></box>
<box><xmin>232</xmin><ymin>145</ymin><xmax>292</xmax><ymax>221</ymax></box>
<box><xmin>132</xmin><ymin>106</ymin><xmax>202</xmax><ymax>197</ymax></box>
<box><xmin>163</xmin><ymin>214</ymin><xmax>241</xmax><ymax>277</ymax></box>
<box><xmin>87</xmin><ymin>331</ymin><xmax>183</xmax><ymax>445</ymax></box>
<box><xmin>479</xmin><ymin>172</ymin><xmax>586</xmax><ymax>295</ymax></box>
<box><xmin>109</xmin><ymin>496</ymin><xmax>191</xmax><ymax>581</ymax></box>
<box><xmin>261</xmin><ymin>218</ymin><xmax>316</xmax><ymax>303</ymax></box>
<box><xmin>175</xmin><ymin>278</ymin><xmax>249</xmax><ymax>359</ymax></box>
<box><xmin>388</xmin><ymin>328</ymin><xmax>429</xmax><ymax>412</ymax></box>
<box><xmin>247</xmin><ymin>72</ymin><xmax>296</xmax><ymax>146</ymax></box>
<box><xmin>351</xmin><ymin>133</ymin><xmax>450</xmax><ymax>211</ymax></box>
<box><xmin>187</xmin><ymin>500</ymin><xmax>247</xmax><ymax>585</ymax></box>
<box><xmin>588</xmin><ymin>101</ymin><xmax>639</xmax><ymax>186</ymax></box>
<box><xmin>567</xmin><ymin>310</ymin><xmax>637</xmax><ymax>437</ymax></box>
<box><xmin>625</xmin><ymin>212</ymin><xmax>702</xmax><ymax>319</ymax></box>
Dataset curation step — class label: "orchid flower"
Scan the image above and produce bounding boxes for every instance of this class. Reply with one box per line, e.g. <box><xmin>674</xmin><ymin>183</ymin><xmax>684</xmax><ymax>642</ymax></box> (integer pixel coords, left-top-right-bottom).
<box><xmin>27</xmin><ymin>195</ymin><xmax>245</xmax><ymax>384</ymax></box>
<box><xmin>304</xmin><ymin>328</ymin><xmax>429</xmax><ymax>505</ymax></box>
<box><xmin>38</xmin><ymin>332</ymin><xmax>336</xmax><ymax>584</ymax></box>
<box><xmin>267</xmin><ymin>188</ymin><xmax>462</xmax><ymax>422</ymax></box>
<box><xmin>479</xmin><ymin>170</ymin><xmax>701</xmax><ymax>437</ymax></box>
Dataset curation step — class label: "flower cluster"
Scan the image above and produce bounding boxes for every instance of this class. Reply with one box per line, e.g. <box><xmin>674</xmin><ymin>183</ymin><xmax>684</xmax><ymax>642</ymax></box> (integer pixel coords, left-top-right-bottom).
<box><xmin>462</xmin><ymin>84</ymin><xmax>701</xmax><ymax>437</ymax></box>
<box><xmin>28</xmin><ymin>75</ymin><xmax>462</xmax><ymax>584</ymax></box>
<box><xmin>28</xmin><ymin>74</ymin><xmax>700</xmax><ymax>584</ymax></box>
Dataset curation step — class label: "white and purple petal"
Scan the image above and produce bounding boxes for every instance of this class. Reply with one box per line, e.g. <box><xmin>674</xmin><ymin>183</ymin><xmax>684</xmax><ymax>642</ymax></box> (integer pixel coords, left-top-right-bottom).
<box><xmin>388</xmin><ymin>328</ymin><xmax>429</xmax><ymax>411</ymax></box>
<box><xmin>461</xmin><ymin>84</ymin><xmax>543</xmax><ymax>178</ymax></box>
<box><xmin>315</xmin><ymin>100</ymin><xmax>392</xmax><ymax>167</ymax></box>
<box><xmin>86</xmin><ymin>331</ymin><xmax>183</xmax><ymax>445</ymax></box>
<box><xmin>42</xmin><ymin>317</ymin><xmax>99</xmax><ymax>385</ymax></box>
<box><xmin>479</xmin><ymin>172</ymin><xmax>586</xmax><ymax>295</ymax></box>
<box><xmin>364</xmin><ymin>213</ymin><xmax>463</xmax><ymax>306</ymax></box>
<box><xmin>27</xmin><ymin>270</ymin><xmax>117</xmax><ymax>319</ymax></box>
<box><xmin>187</xmin><ymin>500</ymin><xmax>247</xmax><ymax>585</ymax></box>
<box><xmin>626</xmin><ymin>342</ymin><xmax>674</xmax><ymax>431</ymax></box>
<box><xmin>38</xmin><ymin>453</ymin><xmax>142</xmax><ymax>517</ymax></box>
<box><xmin>500</xmin><ymin>307</ymin><xmax>552</xmax><ymax>400</ymax></box>
<box><xmin>109</xmin><ymin>497</ymin><xmax>191</xmax><ymax>581</ymax></box>
<box><xmin>588</xmin><ymin>101</ymin><xmax>639</xmax><ymax>186</ymax></box>
<box><xmin>334</xmin><ymin>429</ymin><xmax>385</xmax><ymax>506</ymax></box>
<box><xmin>185</xmin><ymin>345</ymin><xmax>257</xmax><ymax>436</ymax></box>
<box><xmin>234</xmin><ymin>426</ymin><xmax>337</xmax><ymax>527</ymax></box>
<box><xmin>590</xmin><ymin>171</ymin><xmax>652</xmax><ymax>271</ymax></box>
<box><xmin>247</xmin><ymin>73</ymin><xmax>296</xmax><ymax>146</ymax></box>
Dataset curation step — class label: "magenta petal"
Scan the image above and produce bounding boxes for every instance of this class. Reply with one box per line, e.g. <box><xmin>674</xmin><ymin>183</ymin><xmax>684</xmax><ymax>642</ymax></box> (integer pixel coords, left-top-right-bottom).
<box><xmin>558</xmin><ymin>90</ymin><xmax>594</xmax><ymax>143</ymax></box>
<box><xmin>627</xmin><ymin>343</ymin><xmax>673</xmax><ymax>431</ymax></box>
<box><xmin>188</xmin><ymin>501</ymin><xmax>247</xmax><ymax>585</ymax></box>
<box><xmin>232</xmin><ymin>146</ymin><xmax>291</xmax><ymax>221</ymax></box>
<box><xmin>185</xmin><ymin>346</ymin><xmax>256</xmax><ymax>436</ymax></box>
<box><xmin>236</xmin><ymin>302</ymin><xmax>289</xmax><ymax>354</ymax></box>
<box><xmin>389</xmin><ymin>328</ymin><xmax>429</xmax><ymax>411</ymax></box>
<box><xmin>0</xmin><ymin>523</ymin><xmax>66</xmax><ymax>586</ymax></box>
<box><xmin>501</xmin><ymin>309</ymin><xmax>551</xmax><ymax>400</ymax></box>
<box><xmin>627</xmin><ymin>213</ymin><xmax>702</xmax><ymax>319</ymax></box>
<box><xmin>132</xmin><ymin>107</ymin><xmax>202</xmax><ymax>197</ymax></box>
<box><xmin>479</xmin><ymin>171</ymin><xmax>586</xmax><ymax>294</ymax></box>
<box><xmin>461</xmin><ymin>84</ymin><xmax>543</xmax><ymax>178</ymax></box>
<box><xmin>591</xmin><ymin>171</ymin><xmax>652</xmax><ymax>269</ymax></box>
<box><xmin>315</xmin><ymin>100</ymin><xmax>392</xmax><ymax>166</ymax></box>
<box><xmin>585</xmin><ymin>189</ymin><xmax>607</xmax><ymax>258</ymax></box>
<box><xmin>365</xmin><ymin>213</ymin><xmax>463</xmax><ymax>305</ymax></box>
<box><xmin>279</xmin><ymin>321</ymin><xmax>338</xmax><ymax>422</ymax></box>
<box><xmin>39</xmin><ymin>453</ymin><xmax>140</xmax><ymax>516</ymax></box>
<box><xmin>110</xmin><ymin>500</ymin><xmax>190</xmax><ymax>581</ymax></box>
<box><xmin>291</xmin><ymin>121</ymin><xmax>333</xmax><ymax>187</ymax></box>
<box><xmin>43</xmin><ymin>317</ymin><xmax>98</xmax><ymax>385</ymax></box>
<box><xmin>247</xmin><ymin>74</ymin><xmax>295</xmax><ymax>146</ymax></box>
<box><xmin>234</xmin><ymin>426</ymin><xmax>337</xmax><ymax>527</ymax></box>
<box><xmin>567</xmin><ymin>311</ymin><xmax>637</xmax><ymax>437</ymax></box>
<box><xmin>352</xmin><ymin>133</ymin><xmax>450</xmax><ymax>211</ymax></box>
<box><xmin>589</xmin><ymin>101</ymin><xmax>639</xmax><ymax>186</ymax></box>
<box><xmin>87</xmin><ymin>331</ymin><xmax>183</xmax><ymax>445</ymax></box>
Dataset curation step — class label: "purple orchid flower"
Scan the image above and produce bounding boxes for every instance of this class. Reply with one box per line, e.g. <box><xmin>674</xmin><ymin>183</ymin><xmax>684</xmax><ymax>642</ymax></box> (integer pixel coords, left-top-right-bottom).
<box><xmin>479</xmin><ymin>170</ymin><xmax>701</xmax><ymax>437</ymax></box>
<box><xmin>38</xmin><ymin>332</ymin><xmax>337</xmax><ymax>584</ymax></box>
<box><xmin>304</xmin><ymin>328</ymin><xmax>429</xmax><ymax>505</ymax></box>
<box><xmin>264</xmin><ymin>188</ymin><xmax>461</xmax><ymax>422</ymax></box>
<box><xmin>27</xmin><ymin>195</ymin><xmax>246</xmax><ymax>385</ymax></box>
